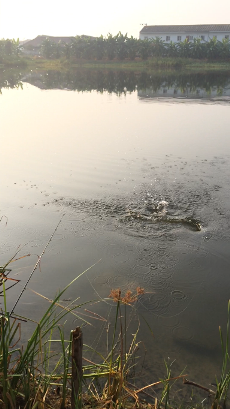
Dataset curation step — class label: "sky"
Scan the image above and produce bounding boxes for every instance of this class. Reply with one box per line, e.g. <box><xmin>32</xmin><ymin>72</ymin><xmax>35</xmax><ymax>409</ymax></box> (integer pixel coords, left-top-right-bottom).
<box><xmin>0</xmin><ymin>0</ymin><xmax>230</xmax><ymax>40</ymax></box>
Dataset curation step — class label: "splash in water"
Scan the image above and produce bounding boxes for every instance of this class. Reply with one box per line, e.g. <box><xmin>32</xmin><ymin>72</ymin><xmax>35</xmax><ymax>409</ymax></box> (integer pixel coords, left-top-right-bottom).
<box><xmin>156</xmin><ymin>200</ymin><xmax>169</xmax><ymax>215</ymax></box>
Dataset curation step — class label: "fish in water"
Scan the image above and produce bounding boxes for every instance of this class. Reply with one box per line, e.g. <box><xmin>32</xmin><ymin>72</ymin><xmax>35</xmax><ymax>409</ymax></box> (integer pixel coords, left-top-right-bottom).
<box><xmin>125</xmin><ymin>209</ymin><xmax>201</xmax><ymax>232</ymax></box>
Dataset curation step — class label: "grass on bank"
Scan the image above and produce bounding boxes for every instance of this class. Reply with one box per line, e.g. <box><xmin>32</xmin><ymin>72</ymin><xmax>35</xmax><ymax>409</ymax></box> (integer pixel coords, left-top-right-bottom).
<box><xmin>0</xmin><ymin>256</ymin><xmax>174</xmax><ymax>409</ymax></box>
<box><xmin>2</xmin><ymin>54</ymin><xmax>230</xmax><ymax>73</ymax></box>
<box><xmin>1</xmin><ymin>222</ymin><xmax>230</xmax><ymax>408</ymax></box>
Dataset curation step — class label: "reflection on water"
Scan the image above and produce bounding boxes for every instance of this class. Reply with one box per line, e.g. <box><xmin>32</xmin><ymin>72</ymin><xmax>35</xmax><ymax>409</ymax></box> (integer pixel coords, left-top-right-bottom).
<box><xmin>0</xmin><ymin>69</ymin><xmax>23</xmax><ymax>92</ymax></box>
<box><xmin>2</xmin><ymin>68</ymin><xmax>230</xmax><ymax>101</ymax></box>
<box><xmin>1</xmin><ymin>68</ymin><xmax>230</xmax><ymax>393</ymax></box>
<box><xmin>138</xmin><ymin>85</ymin><xmax>230</xmax><ymax>101</ymax></box>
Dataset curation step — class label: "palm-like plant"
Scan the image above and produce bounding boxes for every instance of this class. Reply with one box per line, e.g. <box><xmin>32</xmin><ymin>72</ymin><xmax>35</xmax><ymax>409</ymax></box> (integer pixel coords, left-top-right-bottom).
<box><xmin>138</xmin><ymin>39</ymin><xmax>151</xmax><ymax>60</ymax></box>
<box><xmin>206</xmin><ymin>37</ymin><xmax>219</xmax><ymax>59</ymax></box>
<box><xmin>219</xmin><ymin>38</ymin><xmax>230</xmax><ymax>59</ymax></box>
<box><xmin>151</xmin><ymin>36</ymin><xmax>165</xmax><ymax>57</ymax></box>
<box><xmin>190</xmin><ymin>38</ymin><xmax>204</xmax><ymax>59</ymax></box>
<box><xmin>126</xmin><ymin>36</ymin><xmax>138</xmax><ymax>60</ymax></box>
<box><xmin>177</xmin><ymin>39</ymin><xmax>192</xmax><ymax>58</ymax></box>
<box><xmin>94</xmin><ymin>36</ymin><xmax>105</xmax><ymax>60</ymax></box>
<box><xmin>165</xmin><ymin>41</ymin><xmax>178</xmax><ymax>57</ymax></box>
<box><xmin>105</xmin><ymin>33</ymin><xmax>116</xmax><ymax>60</ymax></box>
<box><xmin>115</xmin><ymin>32</ymin><xmax>128</xmax><ymax>60</ymax></box>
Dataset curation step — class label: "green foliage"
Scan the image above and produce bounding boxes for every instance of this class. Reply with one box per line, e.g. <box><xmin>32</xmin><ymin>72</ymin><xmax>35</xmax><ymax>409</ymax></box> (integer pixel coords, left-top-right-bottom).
<box><xmin>2</xmin><ymin>35</ymin><xmax>230</xmax><ymax>65</ymax></box>
<box><xmin>0</xmin><ymin>238</ymin><xmax>95</xmax><ymax>408</ymax></box>
<box><xmin>41</xmin><ymin>38</ymin><xmax>59</xmax><ymax>59</ymax></box>
<box><xmin>37</xmin><ymin>34</ymin><xmax>230</xmax><ymax>62</ymax></box>
<box><xmin>213</xmin><ymin>300</ymin><xmax>230</xmax><ymax>408</ymax></box>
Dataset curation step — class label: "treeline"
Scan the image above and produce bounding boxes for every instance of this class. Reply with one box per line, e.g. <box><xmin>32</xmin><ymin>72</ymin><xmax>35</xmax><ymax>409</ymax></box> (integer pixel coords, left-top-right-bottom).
<box><xmin>2</xmin><ymin>34</ymin><xmax>230</xmax><ymax>62</ymax></box>
<box><xmin>40</xmin><ymin>33</ymin><xmax>230</xmax><ymax>60</ymax></box>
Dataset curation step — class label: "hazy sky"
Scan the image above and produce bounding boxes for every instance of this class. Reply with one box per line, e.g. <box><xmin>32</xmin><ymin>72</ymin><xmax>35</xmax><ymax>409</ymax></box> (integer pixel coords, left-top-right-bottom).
<box><xmin>1</xmin><ymin>0</ymin><xmax>230</xmax><ymax>40</ymax></box>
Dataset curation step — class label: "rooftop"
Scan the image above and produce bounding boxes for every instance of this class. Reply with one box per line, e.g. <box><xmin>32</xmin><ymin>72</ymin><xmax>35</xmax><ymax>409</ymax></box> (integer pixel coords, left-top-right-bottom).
<box><xmin>140</xmin><ymin>24</ymin><xmax>230</xmax><ymax>34</ymax></box>
<box><xmin>23</xmin><ymin>35</ymin><xmax>76</xmax><ymax>48</ymax></box>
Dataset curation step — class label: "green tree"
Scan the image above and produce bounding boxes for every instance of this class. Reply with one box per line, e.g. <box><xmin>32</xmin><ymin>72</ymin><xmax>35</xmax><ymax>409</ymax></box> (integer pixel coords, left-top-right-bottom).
<box><xmin>94</xmin><ymin>36</ymin><xmax>105</xmax><ymax>60</ymax></box>
<box><xmin>151</xmin><ymin>37</ymin><xmax>166</xmax><ymax>57</ymax></box>
<box><xmin>219</xmin><ymin>38</ymin><xmax>230</xmax><ymax>59</ymax></box>
<box><xmin>165</xmin><ymin>41</ymin><xmax>178</xmax><ymax>57</ymax></box>
<box><xmin>64</xmin><ymin>42</ymin><xmax>71</xmax><ymax>59</ymax></box>
<box><xmin>190</xmin><ymin>38</ymin><xmax>204</xmax><ymax>59</ymax></box>
<box><xmin>115</xmin><ymin>32</ymin><xmax>128</xmax><ymax>60</ymax></box>
<box><xmin>138</xmin><ymin>39</ymin><xmax>151</xmax><ymax>59</ymax></box>
<box><xmin>4</xmin><ymin>39</ymin><xmax>13</xmax><ymax>55</ymax></box>
<box><xmin>126</xmin><ymin>36</ymin><xmax>138</xmax><ymax>60</ymax></box>
<box><xmin>177</xmin><ymin>39</ymin><xmax>192</xmax><ymax>58</ymax></box>
<box><xmin>41</xmin><ymin>38</ymin><xmax>55</xmax><ymax>58</ymax></box>
<box><xmin>206</xmin><ymin>37</ymin><xmax>219</xmax><ymax>59</ymax></box>
<box><xmin>105</xmin><ymin>33</ymin><xmax>116</xmax><ymax>60</ymax></box>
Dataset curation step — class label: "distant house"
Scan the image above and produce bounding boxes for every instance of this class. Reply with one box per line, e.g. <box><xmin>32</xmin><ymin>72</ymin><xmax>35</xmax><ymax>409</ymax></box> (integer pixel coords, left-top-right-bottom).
<box><xmin>20</xmin><ymin>35</ymin><xmax>97</xmax><ymax>55</ymax></box>
<box><xmin>139</xmin><ymin>24</ymin><xmax>230</xmax><ymax>42</ymax></box>
<box><xmin>22</xmin><ymin>35</ymin><xmax>75</xmax><ymax>49</ymax></box>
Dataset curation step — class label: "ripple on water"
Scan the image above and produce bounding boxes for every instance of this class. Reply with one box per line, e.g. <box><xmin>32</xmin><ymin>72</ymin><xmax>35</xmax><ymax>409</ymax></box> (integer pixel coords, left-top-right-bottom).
<box><xmin>49</xmin><ymin>164</ymin><xmax>230</xmax><ymax>324</ymax></box>
<box><xmin>173</xmin><ymin>325</ymin><xmax>194</xmax><ymax>341</ymax></box>
<box><xmin>171</xmin><ymin>289</ymin><xmax>187</xmax><ymax>301</ymax></box>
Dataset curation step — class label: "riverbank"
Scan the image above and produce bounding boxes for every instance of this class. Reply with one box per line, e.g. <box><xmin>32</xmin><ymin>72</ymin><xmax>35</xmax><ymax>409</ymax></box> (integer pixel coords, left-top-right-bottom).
<box><xmin>28</xmin><ymin>56</ymin><xmax>230</xmax><ymax>73</ymax></box>
<box><xmin>2</xmin><ymin>55</ymin><xmax>230</xmax><ymax>73</ymax></box>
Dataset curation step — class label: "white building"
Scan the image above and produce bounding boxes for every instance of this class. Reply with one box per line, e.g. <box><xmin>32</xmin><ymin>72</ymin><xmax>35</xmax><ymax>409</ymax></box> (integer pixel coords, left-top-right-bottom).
<box><xmin>139</xmin><ymin>24</ymin><xmax>230</xmax><ymax>43</ymax></box>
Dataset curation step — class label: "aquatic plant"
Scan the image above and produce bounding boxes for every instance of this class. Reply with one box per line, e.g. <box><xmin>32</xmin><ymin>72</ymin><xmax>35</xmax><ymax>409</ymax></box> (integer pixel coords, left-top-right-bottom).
<box><xmin>212</xmin><ymin>300</ymin><xmax>230</xmax><ymax>409</ymax></box>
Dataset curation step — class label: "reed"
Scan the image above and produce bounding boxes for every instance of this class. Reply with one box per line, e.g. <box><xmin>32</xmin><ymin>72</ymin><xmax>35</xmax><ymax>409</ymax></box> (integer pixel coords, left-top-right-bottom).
<box><xmin>1</xmin><ymin>218</ymin><xmax>230</xmax><ymax>407</ymax></box>
<box><xmin>212</xmin><ymin>300</ymin><xmax>230</xmax><ymax>409</ymax></box>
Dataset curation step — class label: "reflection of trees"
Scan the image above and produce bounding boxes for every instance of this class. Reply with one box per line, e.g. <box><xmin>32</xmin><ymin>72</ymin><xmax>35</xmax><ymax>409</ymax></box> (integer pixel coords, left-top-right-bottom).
<box><xmin>23</xmin><ymin>70</ymin><xmax>230</xmax><ymax>95</ymax></box>
<box><xmin>0</xmin><ymin>70</ymin><xmax>23</xmax><ymax>94</ymax></box>
<box><xmin>2</xmin><ymin>69</ymin><xmax>230</xmax><ymax>95</ymax></box>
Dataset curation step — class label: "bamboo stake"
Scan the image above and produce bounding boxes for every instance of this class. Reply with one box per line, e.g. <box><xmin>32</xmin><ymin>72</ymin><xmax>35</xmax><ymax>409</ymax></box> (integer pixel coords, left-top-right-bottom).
<box><xmin>71</xmin><ymin>327</ymin><xmax>83</xmax><ymax>409</ymax></box>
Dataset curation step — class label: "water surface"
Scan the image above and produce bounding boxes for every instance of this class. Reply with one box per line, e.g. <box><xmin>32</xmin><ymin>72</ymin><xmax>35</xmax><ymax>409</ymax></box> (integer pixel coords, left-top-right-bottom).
<box><xmin>1</xmin><ymin>69</ymin><xmax>230</xmax><ymax>392</ymax></box>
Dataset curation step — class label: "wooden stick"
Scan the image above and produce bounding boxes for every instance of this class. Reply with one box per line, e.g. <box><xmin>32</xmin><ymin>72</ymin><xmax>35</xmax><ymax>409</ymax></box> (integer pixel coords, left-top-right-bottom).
<box><xmin>71</xmin><ymin>327</ymin><xmax>83</xmax><ymax>409</ymax></box>
<box><xmin>183</xmin><ymin>377</ymin><xmax>215</xmax><ymax>395</ymax></box>
<box><xmin>135</xmin><ymin>374</ymin><xmax>187</xmax><ymax>394</ymax></box>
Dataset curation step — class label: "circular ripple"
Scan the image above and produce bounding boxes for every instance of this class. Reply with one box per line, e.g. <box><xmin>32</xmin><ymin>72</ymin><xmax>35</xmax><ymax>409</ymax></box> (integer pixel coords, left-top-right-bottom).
<box><xmin>171</xmin><ymin>290</ymin><xmax>187</xmax><ymax>300</ymax></box>
<box><xmin>173</xmin><ymin>325</ymin><xmax>193</xmax><ymax>341</ymax></box>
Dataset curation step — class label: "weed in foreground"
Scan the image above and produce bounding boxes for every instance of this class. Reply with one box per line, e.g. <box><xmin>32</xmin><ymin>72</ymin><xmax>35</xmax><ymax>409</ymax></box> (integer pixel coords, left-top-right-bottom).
<box><xmin>1</xmin><ymin>218</ymin><xmax>230</xmax><ymax>408</ymax></box>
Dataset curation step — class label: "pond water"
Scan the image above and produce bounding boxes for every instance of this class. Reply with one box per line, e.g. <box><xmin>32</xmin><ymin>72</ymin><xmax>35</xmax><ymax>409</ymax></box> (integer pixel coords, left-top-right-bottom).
<box><xmin>1</xmin><ymin>69</ymin><xmax>230</xmax><ymax>394</ymax></box>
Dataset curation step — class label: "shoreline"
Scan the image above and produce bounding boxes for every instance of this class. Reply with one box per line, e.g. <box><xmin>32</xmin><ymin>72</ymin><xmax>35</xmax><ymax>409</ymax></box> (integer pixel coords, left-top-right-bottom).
<box><xmin>2</xmin><ymin>55</ymin><xmax>230</xmax><ymax>73</ymax></box>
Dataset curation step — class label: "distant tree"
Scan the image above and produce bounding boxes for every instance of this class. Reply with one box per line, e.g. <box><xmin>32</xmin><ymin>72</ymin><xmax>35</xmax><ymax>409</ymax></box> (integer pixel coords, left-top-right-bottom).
<box><xmin>126</xmin><ymin>36</ymin><xmax>138</xmax><ymax>60</ymax></box>
<box><xmin>218</xmin><ymin>38</ymin><xmax>230</xmax><ymax>59</ymax></box>
<box><xmin>41</xmin><ymin>38</ymin><xmax>56</xmax><ymax>59</ymax></box>
<box><xmin>138</xmin><ymin>39</ymin><xmax>151</xmax><ymax>59</ymax></box>
<box><xmin>105</xmin><ymin>33</ymin><xmax>116</xmax><ymax>60</ymax></box>
<box><xmin>165</xmin><ymin>41</ymin><xmax>178</xmax><ymax>57</ymax></box>
<box><xmin>115</xmin><ymin>32</ymin><xmax>128</xmax><ymax>60</ymax></box>
<box><xmin>190</xmin><ymin>38</ymin><xmax>204</xmax><ymax>59</ymax></box>
<box><xmin>94</xmin><ymin>36</ymin><xmax>105</xmax><ymax>60</ymax></box>
<box><xmin>177</xmin><ymin>39</ymin><xmax>192</xmax><ymax>58</ymax></box>
<box><xmin>64</xmin><ymin>42</ymin><xmax>71</xmax><ymax>59</ymax></box>
<box><xmin>151</xmin><ymin>37</ymin><xmax>165</xmax><ymax>57</ymax></box>
<box><xmin>4</xmin><ymin>39</ymin><xmax>13</xmax><ymax>55</ymax></box>
<box><xmin>206</xmin><ymin>37</ymin><xmax>219</xmax><ymax>59</ymax></box>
